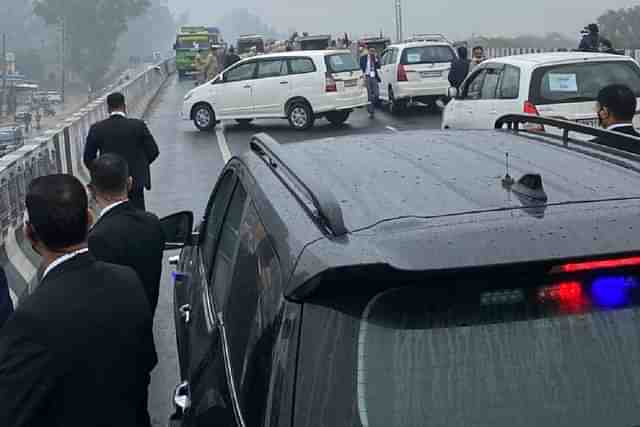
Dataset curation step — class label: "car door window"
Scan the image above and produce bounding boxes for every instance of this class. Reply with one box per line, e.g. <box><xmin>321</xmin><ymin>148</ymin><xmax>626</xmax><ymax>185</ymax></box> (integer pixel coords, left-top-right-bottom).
<box><xmin>480</xmin><ymin>68</ymin><xmax>502</xmax><ymax>99</ymax></box>
<box><xmin>200</xmin><ymin>171</ymin><xmax>235</xmax><ymax>276</ymax></box>
<box><xmin>257</xmin><ymin>59</ymin><xmax>287</xmax><ymax>79</ymax></box>
<box><xmin>463</xmin><ymin>69</ymin><xmax>486</xmax><ymax>100</ymax></box>
<box><xmin>499</xmin><ymin>65</ymin><xmax>521</xmax><ymax>99</ymax></box>
<box><xmin>209</xmin><ymin>182</ymin><xmax>247</xmax><ymax>308</ymax></box>
<box><xmin>223</xmin><ymin>200</ymin><xmax>283</xmax><ymax>427</ymax></box>
<box><xmin>391</xmin><ymin>48</ymin><xmax>399</xmax><ymax>64</ymax></box>
<box><xmin>288</xmin><ymin>58</ymin><xmax>315</xmax><ymax>74</ymax></box>
<box><xmin>381</xmin><ymin>50</ymin><xmax>390</xmax><ymax>66</ymax></box>
<box><xmin>225</xmin><ymin>62</ymin><xmax>257</xmax><ymax>82</ymax></box>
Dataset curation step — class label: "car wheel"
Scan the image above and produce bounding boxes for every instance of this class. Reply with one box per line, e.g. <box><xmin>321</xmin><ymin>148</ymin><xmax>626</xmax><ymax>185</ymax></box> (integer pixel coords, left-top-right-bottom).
<box><xmin>326</xmin><ymin>110</ymin><xmax>350</xmax><ymax>126</ymax></box>
<box><xmin>192</xmin><ymin>104</ymin><xmax>216</xmax><ymax>131</ymax></box>
<box><xmin>389</xmin><ymin>87</ymin><xmax>405</xmax><ymax>114</ymax></box>
<box><xmin>235</xmin><ymin>119</ymin><xmax>254</xmax><ymax>126</ymax></box>
<box><xmin>287</xmin><ymin>101</ymin><xmax>315</xmax><ymax>130</ymax></box>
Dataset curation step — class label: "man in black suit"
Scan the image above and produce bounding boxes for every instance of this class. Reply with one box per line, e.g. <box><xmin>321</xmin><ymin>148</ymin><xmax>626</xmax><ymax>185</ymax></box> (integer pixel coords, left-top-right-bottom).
<box><xmin>0</xmin><ymin>175</ymin><xmax>157</xmax><ymax>427</ymax></box>
<box><xmin>0</xmin><ymin>266</ymin><xmax>13</xmax><ymax>328</ymax></box>
<box><xmin>593</xmin><ymin>84</ymin><xmax>640</xmax><ymax>151</ymax></box>
<box><xmin>88</xmin><ymin>153</ymin><xmax>165</xmax><ymax>315</ymax></box>
<box><xmin>83</xmin><ymin>92</ymin><xmax>159</xmax><ymax>211</ymax></box>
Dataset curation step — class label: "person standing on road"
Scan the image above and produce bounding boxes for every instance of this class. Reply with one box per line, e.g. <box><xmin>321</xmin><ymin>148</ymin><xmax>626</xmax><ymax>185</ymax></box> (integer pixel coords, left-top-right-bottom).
<box><xmin>0</xmin><ymin>266</ymin><xmax>13</xmax><ymax>328</ymax></box>
<box><xmin>0</xmin><ymin>174</ymin><xmax>157</xmax><ymax>427</ymax></box>
<box><xmin>204</xmin><ymin>45</ymin><xmax>220</xmax><ymax>81</ymax></box>
<box><xmin>360</xmin><ymin>46</ymin><xmax>381</xmax><ymax>118</ymax></box>
<box><xmin>470</xmin><ymin>46</ymin><xmax>485</xmax><ymax>70</ymax></box>
<box><xmin>448</xmin><ymin>46</ymin><xmax>471</xmax><ymax>90</ymax></box>
<box><xmin>84</xmin><ymin>92</ymin><xmax>159</xmax><ymax>211</ymax></box>
<box><xmin>88</xmin><ymin>153</ymin><xmax>165</xmax><ymax>315</ymax></box>
<box><xmin>593</xmin><ymin>84</ymin><xmax>640</xmax><ymax>146</ymax></box>
<box><xmin>224</xmin><ymin>46</ymin><xmax>241</xmax><ymax>69</ymax></box>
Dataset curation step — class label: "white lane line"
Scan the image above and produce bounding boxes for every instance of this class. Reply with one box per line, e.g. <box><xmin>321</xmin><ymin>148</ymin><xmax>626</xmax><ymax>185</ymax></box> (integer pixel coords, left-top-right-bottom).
<box><xmin>215</xmin><ymin>122</ymin><xmax>232</xmax><ymax>164</ymax></box>
<box><xmin>5</xmin><ymin>225</ymin><xmax>36</xmax><ymax>293</ymax></box>
<box><xmin>385</xmin><ymin>125</ymin><xmax>400</xmax><ymax>133</ymax></box>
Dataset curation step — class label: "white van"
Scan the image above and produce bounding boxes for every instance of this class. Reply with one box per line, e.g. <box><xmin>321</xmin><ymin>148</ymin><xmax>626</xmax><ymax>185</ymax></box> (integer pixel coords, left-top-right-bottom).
<box><xmin>182</xmin><ymin>50</ymin><xmax>368</xmax><ymax>131</ymax></box>
<box><xmin>443</xmin><ymin>52</ymin><xmax>640</xmax><ymax>131</ymax></box>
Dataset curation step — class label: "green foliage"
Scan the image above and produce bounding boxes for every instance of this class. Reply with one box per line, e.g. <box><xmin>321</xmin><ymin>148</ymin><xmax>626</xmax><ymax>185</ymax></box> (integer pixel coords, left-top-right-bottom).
<box><xmin>598</xmin><ymin>6</ymin><xmax>640</xmax><ymax>48</ymax></box>
<box><xmin>116</xmin><ymin>2</ymin><xmax>175</xmax><ymax>63</ymax></box>
<box><xmin>33</xmin><ymin>0</ymin><xmax>150</xmax><ymax>85</ymax></box>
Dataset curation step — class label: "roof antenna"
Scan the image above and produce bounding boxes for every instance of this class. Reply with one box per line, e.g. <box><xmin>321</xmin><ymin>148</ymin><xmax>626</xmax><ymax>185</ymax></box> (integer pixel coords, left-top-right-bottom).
<box><xmin>502</xmin><ymin>152</ymin><xmax>515</xmax><ymax>188</ymax></box>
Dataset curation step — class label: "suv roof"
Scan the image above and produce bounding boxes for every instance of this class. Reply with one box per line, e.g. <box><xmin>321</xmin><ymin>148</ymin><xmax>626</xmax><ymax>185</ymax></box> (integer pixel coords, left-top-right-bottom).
<box><xmin>243</xmin><ymin>119</ymin><xmax>640</xmax><ymax>299</ymax></box>
<box><xmin>484</xmin><ymin>51</ymin><xmax>634</xmax><ymax>67</ymax></box>
<box><xmin>234</xmin><ymin>49</ymin><xmax>351</xmax><ymax>61</ymax></box>
<box><xmin>389</xmin><ymin>41</ymin><xmax>454</xmax><ymax>50</ymax></box>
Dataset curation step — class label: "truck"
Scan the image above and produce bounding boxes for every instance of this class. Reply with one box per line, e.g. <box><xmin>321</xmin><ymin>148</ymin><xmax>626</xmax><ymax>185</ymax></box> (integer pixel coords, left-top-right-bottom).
<box><xmin>294</xmin><ymin>34</ymin><xmax>332</xmax><ymax>51</ymax></box>
<box><xmin>173</xmin><ymin>26</ymin><xmax>221</xmax><ymax>80</ymax></box>
<box><xmin>237</xmin><ymin>34</ymin><xmax>265</xmax><ymax>58</ymax></box>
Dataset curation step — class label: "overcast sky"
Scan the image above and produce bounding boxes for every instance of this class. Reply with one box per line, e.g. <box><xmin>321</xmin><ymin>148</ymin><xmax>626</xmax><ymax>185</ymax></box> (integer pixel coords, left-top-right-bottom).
<box><xmin>168</xmin><ymin>0</ymin><xmax>638</xmax><ymax>40</ymax></box>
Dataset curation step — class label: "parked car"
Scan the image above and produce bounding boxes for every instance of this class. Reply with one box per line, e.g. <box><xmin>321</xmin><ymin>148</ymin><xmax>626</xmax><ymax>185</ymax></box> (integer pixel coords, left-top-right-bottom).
<box><xmin>379</xmin><ymin>34</ymin><xmax>456</xmax><ymax>112</ymax></box>
<box><xmin>443</xmin><ymin>51</ymin><xmax>640</xmax><ymax>130</ymax></box>
<box><xmin>182</xmin><ymin>50</ymin><xmax>368</xmax><ymax>131</ymax></box>
<box><xmin>161</xmin><ymin>116</ymin><xmax>640</xmax><ymax>427</ymax></box>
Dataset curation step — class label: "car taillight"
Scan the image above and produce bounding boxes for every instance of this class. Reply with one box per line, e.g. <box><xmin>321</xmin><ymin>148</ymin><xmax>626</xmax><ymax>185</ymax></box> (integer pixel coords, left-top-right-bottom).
<box><xmin>397</xmin><ymin>64</ymin><xmax>408</xmax><ymax>82</ymax></box>
<box><xmin>325</xmin><ymin>72</ymin><xmax>337</xmax><ymax>92</ymax></box>
<box><xmin>552</xmin><ymin>256</ymin><xmax>640</xmax><ymax>273</ymax></box>
<box><xmin>524</xmin><ymin>101</ymin><xmax>544</xmax><ymax>132</ymax></box>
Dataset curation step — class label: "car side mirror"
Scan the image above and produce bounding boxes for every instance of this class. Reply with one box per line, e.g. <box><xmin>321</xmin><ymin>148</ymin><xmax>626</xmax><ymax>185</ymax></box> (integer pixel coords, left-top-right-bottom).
<box><xmin>447</xmin><ymin>87</ymin><xmax>458</xmax><ymax>99</ymax></box>
<box><xmin>160</xmin><ymin>211</ymin><xmax>194</xmax><ymax>250</ymax></box>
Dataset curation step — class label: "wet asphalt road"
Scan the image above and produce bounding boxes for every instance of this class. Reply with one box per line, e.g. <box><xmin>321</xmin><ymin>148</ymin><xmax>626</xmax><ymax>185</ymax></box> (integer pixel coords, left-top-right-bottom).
<box><xmin>144</xmin><ymin>75</ymin><xmax>442</xmax><ymax>426</ymax></box>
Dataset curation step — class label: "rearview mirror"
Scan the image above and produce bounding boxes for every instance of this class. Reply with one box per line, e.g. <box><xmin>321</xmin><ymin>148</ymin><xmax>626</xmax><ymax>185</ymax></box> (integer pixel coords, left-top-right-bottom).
<box><xmin>160</xmin><ymin>211</ymin><xmax>194</xmax><ymax>250</ymax></box>
<box><xmin>447</xmin><ymin>87</ymin><xmax>458</xmax><ymax>99</ymax></box>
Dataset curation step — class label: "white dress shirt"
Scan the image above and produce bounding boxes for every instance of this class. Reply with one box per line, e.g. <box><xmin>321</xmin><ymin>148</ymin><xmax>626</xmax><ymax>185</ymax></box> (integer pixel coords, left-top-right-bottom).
<box><xmin>607</xmin><ymin>123</ymin><xmax>634</xmax><ymax>131</ymax></box>
<box><xmin>41</xmin><ymin>248</ymin><xmax>89</xmax><ymax>281</ymax></box>
<box><xmin>98</xmin><ymin>200</ymin><xmax>128</xmax><ymax>220</ymax></box>
<box><xmin>110</xmin><ymin>111</ymin><xmax>126</xmax><ymax>118</ymax></box>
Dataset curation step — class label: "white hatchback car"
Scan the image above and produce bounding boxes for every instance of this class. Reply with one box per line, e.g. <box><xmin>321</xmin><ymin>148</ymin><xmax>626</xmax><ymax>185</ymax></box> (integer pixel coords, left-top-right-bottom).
<box><xmin>182</xmin><ymin>50</ymin><xmax>368</xmax><ymax>131</ymax></box>
<box><xmin>379</xmin><ymin>39</ymin><xmax>456</xmax><ymax>112</ymax></box>
<box><xmin>442</xmin><ymin>52</ymin><xmax>640</xmax><ymax>130</ymax></box>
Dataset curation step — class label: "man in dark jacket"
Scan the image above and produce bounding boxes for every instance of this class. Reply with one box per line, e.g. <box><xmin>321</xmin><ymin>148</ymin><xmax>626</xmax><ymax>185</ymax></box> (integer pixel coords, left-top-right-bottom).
<box><xmin>88</xmin><ymin>153</ymin><xmax>165</xmax><ymax>315</ymax></box>
<box><xmin>0</xmin><ymin>174</ymin><xmax>157</xmax><ymax>427</ymax></box>
<box><xmin>592</xmin><ymin>84</ymin><xmax>640</xmax><ymax>149</ymax></box>
<box><xmin>0</xmin><ymin>267</ymin><xmax>13</xmax><ymax>328</ymax></box>
<box><xmin>448</xmin><ymin>46</ymin><xmax>471</xmax><ymax>90</ymax></box>
<box><xmin>224</xmin><ymin>46</ymin><xmax>241</xmax><ymax>69</ymax></box>
<box><xmin>579</xmin><ymin>23</ymin><xmax>613</xmax><ymax>52</ymax></box>
<box><xmin>84</xmin><ymin>92</ymin><xmax>159</xmax><ymax>211</ymax></box>
<box><xmin>359</xmin><ymin>46</ymin><xmax>381</xmax><ymax>117</ymax></box>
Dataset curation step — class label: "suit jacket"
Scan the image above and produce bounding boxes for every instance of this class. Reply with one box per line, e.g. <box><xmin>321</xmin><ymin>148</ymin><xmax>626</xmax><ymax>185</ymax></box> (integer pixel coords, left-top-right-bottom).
<box><xmin>88</xmin><ymin>202</ymin><xmax>165</xmax><ymax>315</ymax></box>
<box><xmin>84</xmin><ymin>115</ymin><xmax>159</xmax><ymax>191</ymax></box>
<box><xmin>0</xmin><ymin>267</ymin><xmax>13</xmax><ymax>328</ymax></box>
<box><xmin>592</xmin><ymin>124</ymin><xmax>640</xmax><ymax>153</ymax></box>
<box><xmin>0</xmin><ymin>253</ymin><xmax>157</xmax><ymax>427</ymax></box>
<box><xmin>448</xmin><ymin>58</ymin><xmax>470</xmax><ymax>89</ymax></box>
<box><xmin>360</xmin><ymin>55</ymin><xmax>381</xmax><ymax>82</ymax></box>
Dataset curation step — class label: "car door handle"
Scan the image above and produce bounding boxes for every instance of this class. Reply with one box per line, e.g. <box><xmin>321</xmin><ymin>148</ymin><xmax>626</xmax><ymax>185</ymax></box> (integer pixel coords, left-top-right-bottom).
<box><xmin>179</xmin><ymin>304</ymin><xmax>191</xmax><ymax>324</ymax></box>
<box><xmin>280</xmin><ymin>81</ymin><xmax>289</xmax><ymax>84</ymax></box>
<box><xmin>169</xmin><ymin>255</ymin><xmax>179</xmax><ymax>266</ymax></box>
<box><xmin>243</xmin><ymin>85</ymin><xmax>251</xmax><ymax>89</ymax></box>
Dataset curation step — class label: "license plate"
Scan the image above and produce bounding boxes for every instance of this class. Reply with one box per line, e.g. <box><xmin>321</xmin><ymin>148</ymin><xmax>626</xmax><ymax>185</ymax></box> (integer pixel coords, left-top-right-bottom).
<box><xmin>576</xmin><ymin>118</ymin><xmax>599</xmax><ymax>128</ymax></box>
<box><xmin>421</xmin><ymin>71</ymin><xmax>442</xmax><ymax>78</ymax></box>
<box><xmin>344</xmin><ymin>79</ymin><xmax>357</xmax><ymax>87</ymax></box>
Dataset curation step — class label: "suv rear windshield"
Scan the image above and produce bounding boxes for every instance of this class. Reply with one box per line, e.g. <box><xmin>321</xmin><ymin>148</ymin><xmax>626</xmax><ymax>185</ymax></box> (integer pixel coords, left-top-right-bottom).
<box><xmin>401</xmin><ymin>45</ymin><xmax>455</xmax><ymax>65</ymax></box>
<box><xmin>325</xmin><ymin>53</ymin><xmax>360</xmax><ymax>73</ymax></box>
<box><xmin>530</xmin><ymin>60</ymin><xmax>640</xmax><ymax>105</ymax></box>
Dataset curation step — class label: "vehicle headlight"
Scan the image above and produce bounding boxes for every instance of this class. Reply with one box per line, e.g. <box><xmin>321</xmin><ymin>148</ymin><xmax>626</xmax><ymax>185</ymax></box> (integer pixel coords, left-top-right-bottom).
<box><xmin>184</xmin><ymin>92</ymin><xmax>193</xmax><ymax>101</ymax></box>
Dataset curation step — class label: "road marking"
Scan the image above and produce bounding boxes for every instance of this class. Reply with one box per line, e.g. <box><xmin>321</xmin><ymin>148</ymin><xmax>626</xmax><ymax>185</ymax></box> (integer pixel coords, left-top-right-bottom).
<box><xmin>215</xmin><ymin>122</ymin><xmax>232</xmax><ymax>163</ymax></box>
<box><xmin>385</xmin><ymin>126</ymin><xmax>400</xmax><ymax>133</ymax></box>
<box><xmin>5</xmin><ymin>225</ymin><xmax>36</xmax><ymax>294</ymax></box>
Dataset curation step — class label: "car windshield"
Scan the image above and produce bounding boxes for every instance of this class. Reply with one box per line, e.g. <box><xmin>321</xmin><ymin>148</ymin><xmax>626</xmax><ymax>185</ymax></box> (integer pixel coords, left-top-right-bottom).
<box><xmin>325</xmin><ymin>53</ymin><xmax>360</xmax><ymax>73</ymax></box>
<box><xmin>531</xmin><ymin>60</ymin><xmax>640</xmax><ymax>105</ymax></box>
<box><xmin>401</xmin><ymin>45</ymin><xmax>455</xmax><ymax>64</ymax></box>
<box><xmin>357</xmin><ymin>271</ymin><xmax>640</xmax><ymax>427</ymax></box>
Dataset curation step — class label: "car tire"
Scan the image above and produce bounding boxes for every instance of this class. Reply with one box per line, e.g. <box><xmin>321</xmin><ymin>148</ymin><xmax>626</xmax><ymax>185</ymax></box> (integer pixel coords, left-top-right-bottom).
<box><xmin>287</xmin><ymin>101</ymin><xmax>315</xmax><ymax>130</ymax></box>
<box><xmin>389</xmin><ymin>87</ymin><xmax>405</xmax><ymax>114</ymax></box>
<box><xmin>326</xmin><ymin>110</ymin><xmax>350</xmax><ymax>126</ymax></box>
<box><xmin>235</xmin><ymin>119</ymin><xmax>254</xmax><ymax>126</ymax></box>
<box><xmin>192</xmin><ymin>103</ymin><xmax>216</xmax><ymax>131</ymax></box>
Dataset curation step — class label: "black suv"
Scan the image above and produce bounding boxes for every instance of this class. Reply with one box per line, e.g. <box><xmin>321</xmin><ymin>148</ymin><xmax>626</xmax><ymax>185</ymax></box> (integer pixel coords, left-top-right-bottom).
<box><xmin>162</xmin><ymin>115</ymin><xmax>640</xmax><ymax>427</ymax></box>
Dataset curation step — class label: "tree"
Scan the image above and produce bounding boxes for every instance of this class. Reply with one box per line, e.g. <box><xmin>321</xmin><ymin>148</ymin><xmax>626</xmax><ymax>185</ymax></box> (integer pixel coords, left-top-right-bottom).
<box><xmin>33</xmin><ymin>0</ymin><xmax>150</xmax><ymax>86</ymax></box>
<box><xmin>597</xmin><ymin>6</ymin><xmax>640</xmax><ymax>48</ymax></box>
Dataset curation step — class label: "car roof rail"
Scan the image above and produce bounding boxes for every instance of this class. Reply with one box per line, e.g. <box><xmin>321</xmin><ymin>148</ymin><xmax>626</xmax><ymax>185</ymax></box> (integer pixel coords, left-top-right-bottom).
<box><xmin>495</xmin><ymin>114</ymin><xmax>640</xmax><ymax>166</ymax></box>
<box><xmin>404</xmin><ymin>33</ymin><xmax>450</xmax><ymax>43</ymax></box>
<box><xmin>249</xmin><ymin>133</ymin><xmax>348</xmax><ymax>237</ymax></box>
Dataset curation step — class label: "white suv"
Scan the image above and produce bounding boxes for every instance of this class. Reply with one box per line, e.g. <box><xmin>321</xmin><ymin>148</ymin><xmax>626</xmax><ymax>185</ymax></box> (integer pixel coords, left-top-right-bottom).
<box><xmin>379</xmin><ymin>38</ymin><xmax>456</xmax><ymax>112</ymax></box>
<box><xmin>182</xmin><ymin>50</ymin><xmax>368</xmax><ymax>131</ymax></box>
<box><xmin>442</xmin><ymin>52</ymin><xmax>640</xmax><ymax>130</ymax></box>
